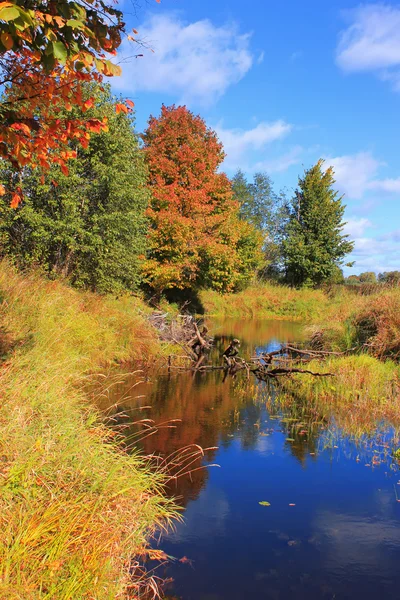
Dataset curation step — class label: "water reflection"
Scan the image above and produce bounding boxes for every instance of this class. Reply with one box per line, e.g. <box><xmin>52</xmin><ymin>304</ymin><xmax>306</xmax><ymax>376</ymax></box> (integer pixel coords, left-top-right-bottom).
<box><xmin>96</xmin><ymin>319</ymin><xmax>400</xmax><ymax>600</ymax></box>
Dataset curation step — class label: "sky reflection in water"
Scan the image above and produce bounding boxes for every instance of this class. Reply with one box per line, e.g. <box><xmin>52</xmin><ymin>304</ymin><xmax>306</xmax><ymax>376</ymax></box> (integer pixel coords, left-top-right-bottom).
<box><xmin>103</xmin><ymin>319</ymin><xmax>400</xmax><ymax>600</ymax></box>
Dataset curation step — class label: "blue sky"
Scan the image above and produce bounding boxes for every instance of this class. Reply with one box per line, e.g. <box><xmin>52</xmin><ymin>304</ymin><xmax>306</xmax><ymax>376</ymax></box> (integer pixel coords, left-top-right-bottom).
<box><xmin>110</xmin><ymin>0</ymin><xmax>400</xmax><ymax>275</ymax></box>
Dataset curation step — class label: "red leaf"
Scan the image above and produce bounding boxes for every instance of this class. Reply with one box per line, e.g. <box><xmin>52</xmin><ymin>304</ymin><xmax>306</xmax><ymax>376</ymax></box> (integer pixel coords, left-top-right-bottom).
<box><xmin>60</xmin><ymin>164</ymin><xmax>69</xmax><ymax>176</ymax></box>
<box><xmin>126</xmin><ymin>99</ymin><xmax>134</xmax><ymax>108</ymax></box>
<box><xmin>0</xmin><ymin>184</ymin><xmax>5</xmax><ymax>196</ymax></box>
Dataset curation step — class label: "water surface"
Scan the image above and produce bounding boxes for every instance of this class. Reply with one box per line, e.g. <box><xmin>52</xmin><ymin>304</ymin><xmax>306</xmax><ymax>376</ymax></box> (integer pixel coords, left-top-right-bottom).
<box><xmin>101</xmin><ymin>319</ymin><xmax>400</xmax><ymax>600</ymax></box>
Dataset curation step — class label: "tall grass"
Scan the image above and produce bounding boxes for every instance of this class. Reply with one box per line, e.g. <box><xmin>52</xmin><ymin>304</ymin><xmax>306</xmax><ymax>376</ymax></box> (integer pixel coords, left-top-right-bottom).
<box><xmin>0</xmin><ymin>263</ymin><xmax>179</xmax><ymax>599</ymax></box>
<box><xmin>200</xmin><ymin>282</ymin><xmax>327</xmax><ymax>320</ymax></box>
<box><xmin>275</xmin><ymin>354</ymin><xmax>400</xmax><ymax>437</ymax></box>
<box><xmin>305</xmin><ymin>286</ymin><xmax>400</xmax><ymax>358</ymax></box>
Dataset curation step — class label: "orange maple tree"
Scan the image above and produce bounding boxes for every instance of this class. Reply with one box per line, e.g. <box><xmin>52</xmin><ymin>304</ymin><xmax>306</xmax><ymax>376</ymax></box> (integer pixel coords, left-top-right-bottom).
<box><xmin>142</xmin><ymin>105</ymin><xmax>263</xmax><ymax>294</ymax></box>
<box><xmin>0</xmin><ymin>0</ymin><xmax>140</xmax><ymax>206</ymax></box>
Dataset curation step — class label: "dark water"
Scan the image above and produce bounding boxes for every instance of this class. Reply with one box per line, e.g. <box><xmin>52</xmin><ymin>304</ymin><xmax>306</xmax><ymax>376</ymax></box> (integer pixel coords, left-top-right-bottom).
<box><xmin>99</xmin><ymin>319</ymin><xmax>400</xmax><ymax>600</ymax></box>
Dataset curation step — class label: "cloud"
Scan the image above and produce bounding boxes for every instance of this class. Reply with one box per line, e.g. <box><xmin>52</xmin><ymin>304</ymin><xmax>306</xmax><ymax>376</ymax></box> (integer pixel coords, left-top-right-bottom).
<box><xmin>343</xmin><ymin>217</ymin><xmax>372</xmax><ymax>238</ymax></box>
<box><xmin>336</xmin><ymin>4</ymin><xmax>400</xmax><ymax>89</ymax></box>
<box><xmin>368</xmin><ymin>177</ymin><xmax>400</xmax><ymax>194</ymax></box>
<box><xmin>346</xmin><ymin>232</ymin><xmax>400</xmax><ymax>273</ymax></box>
<box><xmin>326</xmin><ymin>152</ymin><xmax>381</xmax><ymax>199</ymax></box>
<box><xmin>250</xmin><ymin>146</ymin><xmax>304</xmax><ymax>174</ymax></box>
<box><xmin>113</xmin><ymin>14</ymin><xmax>253</xmax><ymax>105</ymax></box>
<box><xmin>215</xmin><ymin>120</ymin><xmax>293</xmax><ymax>170</ymax></box>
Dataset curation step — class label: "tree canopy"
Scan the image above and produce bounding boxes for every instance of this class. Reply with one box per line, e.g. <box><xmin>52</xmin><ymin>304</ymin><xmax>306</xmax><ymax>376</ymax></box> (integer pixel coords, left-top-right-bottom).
<box><xmin>143</xmin><ymin>105</ymin><xmax>263</xmax><ymax>295</ymax></box>
<box><xmin>232</xmin><ymin>169</ymin><xmax>286</xmax><ymax>278</ymax></box>
<box><xmin>0</xmin><ymin>0</ymin><xmax>137</xmax><ymax>205</ymax></box>
<box><xmin>282</xmin><ymin>159</ymin><xmax>354</xmax><ymax>287</ymax></box>
<box><xmin>0</xmin><ymin>84</ymin><xmax>149</xmax><ymax>293</ymax></box>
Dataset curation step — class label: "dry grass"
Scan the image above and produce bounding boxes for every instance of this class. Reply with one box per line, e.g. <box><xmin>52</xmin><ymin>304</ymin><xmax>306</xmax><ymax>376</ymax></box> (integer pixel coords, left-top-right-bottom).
<box><xmin>0</xmin><ymin>262</ymin><xmax>180</xmax><ymax>600</ymax></box>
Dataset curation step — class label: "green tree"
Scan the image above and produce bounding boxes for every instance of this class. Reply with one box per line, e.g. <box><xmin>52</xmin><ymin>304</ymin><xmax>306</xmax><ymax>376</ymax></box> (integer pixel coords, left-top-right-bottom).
<box><xmin>282</xmin><ymin>159</ymin><xmax>354</xmax><ymax>287</ymax></box>
<box><xmin>359</xmin><ymin>271</ymin><xmax>377</xmax><ymax>284</ymax></box>
<box><xmin>232</xmin><ymin>169</ymin><xmax>286</xmax><ymax>277</ymax></box>
<box><xmin>0</xmin><ymin>85</ymin><xmax>149</xmax><ymax>293</ymax></box>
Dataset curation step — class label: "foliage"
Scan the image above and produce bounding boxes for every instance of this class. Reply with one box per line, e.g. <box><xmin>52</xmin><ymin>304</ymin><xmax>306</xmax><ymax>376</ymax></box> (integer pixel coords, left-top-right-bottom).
<box><xmin>0</xmin><ymin>261</ymin><xmax>178</xmax><ymax>599</ymax></box>
<box><xmin>232</xmin><ymin>169</ymin><xmax>286</xmax><ymax>277</ymax></box>
<box><xmin>282</xmin><ymin>159</ymin><xmax>354</xmax><ymax>287</ymax></box>
<box><xmin>0</xmin><ymin>0</ymin><xmax>137</xmax><ymax>203</ymax></box>
<box><xmin>0</xmin><ymin>84</ymin><xmax>149</xmax><ymax>293</ymax></box>
<box><xmin>143</xmin><ymin>105</ymin><xmax>263</xmax><ymax>295</ymax></box>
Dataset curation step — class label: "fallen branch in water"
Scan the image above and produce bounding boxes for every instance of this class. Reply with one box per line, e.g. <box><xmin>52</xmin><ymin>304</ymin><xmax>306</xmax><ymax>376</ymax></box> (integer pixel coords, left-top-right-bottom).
<box><xmin>252</xmin><ymin>366</ymin><xmax>335</xmax><ymax>379</ymax></box>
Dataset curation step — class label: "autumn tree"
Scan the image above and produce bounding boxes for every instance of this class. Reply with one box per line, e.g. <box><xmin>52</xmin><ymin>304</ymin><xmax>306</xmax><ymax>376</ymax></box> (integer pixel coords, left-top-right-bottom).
<box><xmin>0</xmin><ymin>0</ymin><xmax>142</xmax><ymax>205</ymax></box>
<box><xmin>282</xmin><ymin>160</ymin><xmax>354</xmax><ymax>287</ymax></box>
<box><xmin>143</xmin><ymin>105</ymin><xmax>262</xmax><ymax>295</ymax></box>
<box><xmin>0</xmin><ymin>84</ymin><xmax>149</xmax><ymax>293</ymax></box>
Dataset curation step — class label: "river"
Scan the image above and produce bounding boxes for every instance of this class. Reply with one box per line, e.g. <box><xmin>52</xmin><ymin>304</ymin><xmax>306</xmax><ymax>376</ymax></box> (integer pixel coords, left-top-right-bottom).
<box><xmin>99</xmin><ymin>319</ymin><xmax>400</xmax><ymax>600</ymax></box>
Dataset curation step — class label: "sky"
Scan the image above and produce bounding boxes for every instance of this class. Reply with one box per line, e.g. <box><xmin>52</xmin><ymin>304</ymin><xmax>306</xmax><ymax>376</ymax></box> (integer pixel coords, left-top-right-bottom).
<box><xmin>110</xmin><ymin>0</ymin><xmax>400</xmax><ymax>275</ymax></box>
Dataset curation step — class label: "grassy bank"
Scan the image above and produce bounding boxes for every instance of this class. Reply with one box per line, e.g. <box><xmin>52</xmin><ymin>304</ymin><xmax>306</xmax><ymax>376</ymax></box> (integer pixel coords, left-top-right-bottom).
<box><xmin>203</xmin><ymin>282</ymin><xmax>400</xmax><ymax>438</ymax></box>
<box><xmin>274</xmin><ymin>354</ymin><xmax>400</xmax><ymax>438</ymax></box>
<box><xmin>305</xmin><ymin>286</ymin><xmax>400</xmax><ymax>358</ymax></box>
<box><xmin>202</xmin><ymin>282</ymin><xmax>400</xmax><ymax>360</ymax></box>
<box><xmin>0</xmin><ymin>263</ymin><xmax>179</xmax><ymax>600</ymax></box>
<box><xmin>200</xmin><ymin>283</ymin><xmax>327</xmax><ymax>320</ymax></box>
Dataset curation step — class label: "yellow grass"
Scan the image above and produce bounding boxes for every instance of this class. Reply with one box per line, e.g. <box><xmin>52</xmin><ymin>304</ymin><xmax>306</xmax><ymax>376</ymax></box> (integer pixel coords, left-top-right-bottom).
<box><xmin>0</xmin><ymin>262</ymin><xmax>180</xmax><ymax>599</ymax></box>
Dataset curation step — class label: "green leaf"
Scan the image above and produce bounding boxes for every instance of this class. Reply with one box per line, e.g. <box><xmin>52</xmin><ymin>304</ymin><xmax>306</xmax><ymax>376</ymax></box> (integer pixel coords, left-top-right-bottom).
<box><xmin>0</xmin><ymin>6</ymin><xmax>20</xmax><ymax>21</ymax></box>
<box><xmin>51</xmin><ymin>41</ymin><xmax>68</xmax><ymax>63</ymax></box>
<box><xmin>259</xmin><ymin>501</ymin><xmax>271</xmax><ymax>506</ymax></box>
<box><xmin>66</xmin><ymin>19</ymin><xmax>84</xmax><ymax>29</ymax></box>
<box><xmin>14</xmin><ymin>7</ymin><xmax>34</xmax><ymax>26</ymax></box>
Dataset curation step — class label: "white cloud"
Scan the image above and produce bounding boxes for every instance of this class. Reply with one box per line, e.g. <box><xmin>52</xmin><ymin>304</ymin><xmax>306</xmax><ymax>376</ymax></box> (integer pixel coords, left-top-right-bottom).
<box><xmin>346</xmin><ymin>232</ymin><xmax>400</xmax><ymax>274</ymax></box>
<box><xmin>326</xmin><ymin>152</ymin><xmax>381</xmax><ymax>199</ymax></box>
<box><xmin>257</xmin><ymin>51</ymin><xmax>265</xmax><ymax>65</ymax></box>
<box><xmin>368</xmin><ymin>177</ymin><xmax>400</xmax><ymax>194</ymax></box>
<box><xmin>113</xmin><ymin>14</ymin><xmax>253</xmax><ymax>105</ymax></box>
<box><xmin>343</xmin><ymin>217</ymin><xmax>372</xmax><ymax>238</ymax></box>
<box><xmin>215</xmin><ymin>120</ymin><xmax>293</xmax><ymax>170</ymax></box>
<box><xmin>250</xmin><ymin>145</ymin><xmax>304</xmax><ymax>174</ymax></box>
<box><xmin>336</xmin><ymin>4</ymin><xmax>400</xmax><ymax>89</ymax></box>
<box><xmin>325</xmin><ymin>152</ymin><xmax>400</xmax><ymax>200</ymax></box>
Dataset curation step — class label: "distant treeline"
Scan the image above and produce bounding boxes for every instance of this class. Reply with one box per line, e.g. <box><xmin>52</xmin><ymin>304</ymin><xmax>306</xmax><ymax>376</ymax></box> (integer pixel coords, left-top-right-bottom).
<box><xmin>345</xmin><ymin>271</ymin><xmax>400</xmax><ymax>286</ymax></box>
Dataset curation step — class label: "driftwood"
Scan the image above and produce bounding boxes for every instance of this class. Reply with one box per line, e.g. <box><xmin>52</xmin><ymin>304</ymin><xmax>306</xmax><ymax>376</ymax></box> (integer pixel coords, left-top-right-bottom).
<box><xmin>162</xmin><ymin>318</ymin><xmax>338</xmax><ymax>380</ymax></box>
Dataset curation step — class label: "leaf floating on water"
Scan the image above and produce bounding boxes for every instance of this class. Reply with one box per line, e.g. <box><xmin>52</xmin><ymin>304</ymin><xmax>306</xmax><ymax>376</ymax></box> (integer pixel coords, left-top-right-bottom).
<box><xmin>289</xmin><ymin>503</ymin><xmax>296</xmax><ymax>506</ymax></box>
<box><xmin>259</xmin><ymin>501</ymin><xmax>271</xmax><ymax>506</ymax></box>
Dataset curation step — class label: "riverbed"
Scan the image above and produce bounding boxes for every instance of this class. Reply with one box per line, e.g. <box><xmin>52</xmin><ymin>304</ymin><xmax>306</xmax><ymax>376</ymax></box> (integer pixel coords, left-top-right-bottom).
<box><xmin>100</xmin><ymin>319</ymin><xmax>400</xmax><ymax>600</ymax></box>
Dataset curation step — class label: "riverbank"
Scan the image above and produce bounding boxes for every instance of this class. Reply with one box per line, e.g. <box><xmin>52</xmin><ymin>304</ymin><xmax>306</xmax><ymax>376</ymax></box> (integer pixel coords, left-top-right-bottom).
<box><xmin>0</xmin><ymin>263</ymin><xmax>179</xmax><ymax>600</ymax></box>
<box><xmin>201</xmin><ymin>282</ymin><xmax>400</xmax><ymax>437</ymax></box>
<box><xmin>201</xmin><ymin>283</ymin><xmax>328</xmax><ymax>320</ymax></box>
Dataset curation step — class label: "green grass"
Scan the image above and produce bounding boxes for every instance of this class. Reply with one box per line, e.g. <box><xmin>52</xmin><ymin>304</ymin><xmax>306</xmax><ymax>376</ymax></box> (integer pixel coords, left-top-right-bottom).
<box><xmin>0</xmin><ymin>262</ymin><xmax>180</xmax><ymax>600</ymax></box>
<box><xmin>200</xmin><ymin>282</ymin><xmax>327</xmax><ymax>321</ymax></box>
